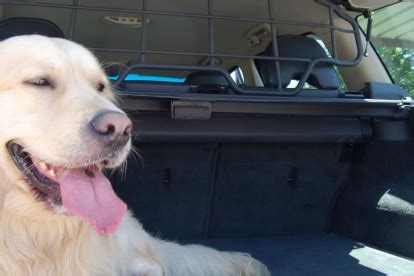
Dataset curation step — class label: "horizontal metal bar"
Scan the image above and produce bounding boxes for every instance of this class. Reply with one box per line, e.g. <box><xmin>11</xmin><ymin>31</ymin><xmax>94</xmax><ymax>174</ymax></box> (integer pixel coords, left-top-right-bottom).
<box><xmin>120</xmin><ymin>93</ymin><xmax>410</xmax><ymax>119</ymax></box>
<box><xmin>90</xmin><ymin>47</ymin><xmax>312</xmax><ymax>63</ymax></box>
<box><xmin>112</xmin><ymin>61</ymin><xmax>358</xmax><ymax>97</ymax></box>
<box><xmin>114</xmin><ymin>64</ymin><xmax>299</xmax><ymax>96</ymax></box>
<box><xmin>120</xmin><ymin>91</ymin><xmax>408</xmax><ymax>106</ymax></box>
<box><xmin>1</xmin><ymin>0</ymin><xmax>354</xmax><ymax>33</ymax></box>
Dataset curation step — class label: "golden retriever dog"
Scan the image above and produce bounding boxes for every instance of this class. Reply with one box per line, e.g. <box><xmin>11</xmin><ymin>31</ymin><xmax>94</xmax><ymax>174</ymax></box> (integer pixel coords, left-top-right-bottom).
<box><xmin>0</xmin><ymin>35</ymin><xmax>269</xmax><ymax>276</ymax></box>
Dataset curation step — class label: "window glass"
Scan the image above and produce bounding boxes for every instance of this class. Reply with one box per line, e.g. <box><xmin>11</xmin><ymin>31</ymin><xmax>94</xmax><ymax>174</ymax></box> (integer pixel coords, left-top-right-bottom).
<box><xmin>230</xmin><ymin>67</ymin><xmax>245</xmax><ymax>85</ymax></box>
<box><xmin>358</xmin><ymin>2</ymin><xmax>414</xmax><ymax>95</ymax></box>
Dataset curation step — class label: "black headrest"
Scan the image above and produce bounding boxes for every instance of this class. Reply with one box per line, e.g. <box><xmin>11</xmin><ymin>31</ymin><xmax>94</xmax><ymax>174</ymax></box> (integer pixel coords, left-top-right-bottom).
<box><xmin>256</xmin><ymin>35</ymin><xmax>339</xmax><ymax>90</ymax></box>
<box><xmin>0</xmin><ymin>18</ymin><xmax>65</xmax><ymax>41</ymax></box>
<box><xmin>185</xmin><ymin>71</ymin><xmax>229</xmax><ymax>87</ymax></box>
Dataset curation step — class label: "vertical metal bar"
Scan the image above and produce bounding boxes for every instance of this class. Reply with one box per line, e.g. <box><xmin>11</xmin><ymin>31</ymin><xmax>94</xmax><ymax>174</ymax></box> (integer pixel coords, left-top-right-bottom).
<box><xmin>207</xmin><ymin>0</ymin><xmax>215</xmax><ymax>66</ymax></box>
<box><xmin>140</xmin><ymin>0</ymin><xmax>148</xmax><ymax>64</ymax></box>
<box><xmin>329</xmin><ymin>7</ymin><xmax>337</xmax><ymax>59</ymax></box>
<box><xmin>267</xmin><ymin>0</ymin><xmax>282</xmax><ymax>92</ymax></box>
<box><xmin>68</xmin><ymin>0</ymin><xmax>79</xmax><ymax>40</ymax></box>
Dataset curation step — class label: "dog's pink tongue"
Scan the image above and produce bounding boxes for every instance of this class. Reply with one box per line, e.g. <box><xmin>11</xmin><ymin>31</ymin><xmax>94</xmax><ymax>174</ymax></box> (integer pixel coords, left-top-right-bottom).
<box><xmin>57</xmin><ymin>167</ymin><xmax>127</xmax><ymax>236</ymax></box>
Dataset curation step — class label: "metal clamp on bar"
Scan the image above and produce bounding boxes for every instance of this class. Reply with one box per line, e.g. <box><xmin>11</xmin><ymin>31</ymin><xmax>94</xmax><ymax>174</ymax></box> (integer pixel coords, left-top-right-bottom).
<box><xmin>171</xmin><ymin>101</ymin><xmax>212</xmax><ymax>120</ymax></box>
<box><xmin>331</xmin><ymin>0</ymin><xmax>372</xmax><ymax>16</ymax></box>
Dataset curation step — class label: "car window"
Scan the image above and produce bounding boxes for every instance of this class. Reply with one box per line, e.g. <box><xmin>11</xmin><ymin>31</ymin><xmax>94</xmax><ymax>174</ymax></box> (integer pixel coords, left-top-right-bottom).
<box><xmin>358</xmin><ymin>2</ymin><xmax>414</xmax><ymax>95</ymax></box>
<box><xmin>230</xmin><ymin>67</ymin><xmax>245</xmax><ymax>85</ymax></box>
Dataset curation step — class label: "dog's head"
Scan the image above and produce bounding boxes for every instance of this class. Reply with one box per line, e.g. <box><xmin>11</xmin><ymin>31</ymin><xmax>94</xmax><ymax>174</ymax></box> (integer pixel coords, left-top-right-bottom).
<box><xmin>0</xmin><ymin>35</ymin><xmax>131</xmax><ymax>235</ymax></box>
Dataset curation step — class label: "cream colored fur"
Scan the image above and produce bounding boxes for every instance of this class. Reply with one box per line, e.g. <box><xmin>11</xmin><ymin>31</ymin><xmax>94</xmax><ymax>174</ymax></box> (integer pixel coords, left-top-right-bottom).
<box><xmin>0</xmin><ymin>35</ymin><xmax>270</xmax><ymax>276</ymax></box>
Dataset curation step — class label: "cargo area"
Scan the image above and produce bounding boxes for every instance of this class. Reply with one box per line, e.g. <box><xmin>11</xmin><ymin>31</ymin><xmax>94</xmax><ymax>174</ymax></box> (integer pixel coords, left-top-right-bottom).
<box><xmin>111</xmin><ymin>120</ymin><xmax>414</xmax><ymax>275</ymax></box>
<box><xmin>192</xmin><ymin>235</ymin><xmax>412</xmax><ymax>275</ymax></box>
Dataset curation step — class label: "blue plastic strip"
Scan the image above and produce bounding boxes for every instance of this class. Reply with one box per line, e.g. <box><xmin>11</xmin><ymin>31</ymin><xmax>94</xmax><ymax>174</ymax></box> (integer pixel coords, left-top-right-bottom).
<box><xmin>109</xmin><ymin>73</ymin><xmax>185</xmax><ymax>83</ymax></box>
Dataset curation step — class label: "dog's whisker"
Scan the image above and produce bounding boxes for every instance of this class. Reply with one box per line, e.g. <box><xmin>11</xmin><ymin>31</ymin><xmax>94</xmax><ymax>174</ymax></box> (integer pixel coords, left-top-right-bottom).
<box><xmin>124</xmin><ymin>159</ymin><xmax>129</xmax><ymax>181</ymax></box>
<box><xmin>108</xmin><ymin>168</ymin><xmax>117</xmax><ymax>179</ymax></box>
<box><xmin>129</xmin><ymin>146</ymin><xmax>144</xmax><ymax>169</ymax></box>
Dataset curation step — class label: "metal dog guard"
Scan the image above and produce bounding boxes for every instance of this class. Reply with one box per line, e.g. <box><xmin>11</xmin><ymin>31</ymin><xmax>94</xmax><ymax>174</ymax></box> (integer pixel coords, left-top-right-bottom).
<box><xmin>1</xmin><ymin>0</ymin><xmax>366</xmax><ymax>96</ymax></box>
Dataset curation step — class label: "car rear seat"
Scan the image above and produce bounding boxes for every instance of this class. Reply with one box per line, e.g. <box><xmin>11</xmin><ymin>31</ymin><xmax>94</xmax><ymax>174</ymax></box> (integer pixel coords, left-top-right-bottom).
<box><xmin>0</xmin><ymin>17</ymin><xmax>64</xmax><ymax>40</ymax></box>
<box><xmin>183</xmin><ymin>35</ymin><xmax>341</xmax><ymax>96</ymax></box>
<box><xmin>256</xmin><ymin>35</ymin><xmax>340</xmax><ymax>91</ymax></box>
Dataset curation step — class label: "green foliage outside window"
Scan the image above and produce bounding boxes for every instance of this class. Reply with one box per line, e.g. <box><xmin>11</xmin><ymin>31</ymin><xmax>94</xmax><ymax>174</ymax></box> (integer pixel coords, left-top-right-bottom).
<box><xmin>357</xmin><ymin>2</ymin><xmax>413</xmax><ymax>95</ymax></box>
<box><xmin>374</xmin><ymin>44</ymin><xmax>414</xmax><ymax>95</ymax></box>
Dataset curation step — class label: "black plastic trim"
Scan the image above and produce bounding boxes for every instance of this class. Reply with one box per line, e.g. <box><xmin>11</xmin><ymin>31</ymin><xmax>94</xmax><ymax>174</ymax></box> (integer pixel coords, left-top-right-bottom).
<box><xmin>130</xmin><ymin>115</ymin><xmax>372</xmax><ymax>143</ymax></box>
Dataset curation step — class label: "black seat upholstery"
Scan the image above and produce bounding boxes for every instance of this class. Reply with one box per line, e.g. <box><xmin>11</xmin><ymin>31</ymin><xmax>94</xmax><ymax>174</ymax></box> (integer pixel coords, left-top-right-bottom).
<box><xmin>0</xmin><ymin>17</ymin><xmax>65</xmax><ymax>41</ymax></box>
<box><xmin>185</xmin><ymin>71</ymin><xmax>229</xmax><ymax>87</ymax></box>
<box><xmin>256</xmin><ymin>35</ymin><xmax>340</xmax><ymax>90</ymax></box>
<box><xmin>185</xmin><ymin>71</ymin><xmax>230</xmax><ymax>94</ymax></box>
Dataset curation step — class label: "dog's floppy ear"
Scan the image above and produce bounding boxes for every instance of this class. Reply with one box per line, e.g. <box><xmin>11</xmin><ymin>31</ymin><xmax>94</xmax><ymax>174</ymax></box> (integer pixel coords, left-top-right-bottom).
<box><xmin>0</xmin><ymin>18</ymin><xmax>65</xmax><ymax>41</ymax></box>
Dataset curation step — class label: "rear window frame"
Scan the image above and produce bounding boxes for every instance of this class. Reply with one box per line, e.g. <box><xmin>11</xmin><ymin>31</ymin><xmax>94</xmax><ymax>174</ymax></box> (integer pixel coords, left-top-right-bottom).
<box><xmin>355</xmin><ymin>2</ymin><xmax>414</xmax><ymax>89</ymax></box>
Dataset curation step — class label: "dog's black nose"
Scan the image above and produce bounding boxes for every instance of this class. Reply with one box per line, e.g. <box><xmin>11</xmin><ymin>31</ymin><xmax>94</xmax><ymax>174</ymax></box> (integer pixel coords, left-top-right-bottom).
<box><xmin>90</xmin><ymin>111</ymin><xmax>132</xmax><ymax>145</ymax></box>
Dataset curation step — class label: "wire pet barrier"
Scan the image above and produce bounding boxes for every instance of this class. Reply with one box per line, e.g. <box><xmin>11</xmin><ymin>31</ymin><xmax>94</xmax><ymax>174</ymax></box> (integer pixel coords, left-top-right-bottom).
<box><xmin>1</xmin><ymin>0</ymin><xmax>365</xmax><ymax>96</ymax></box>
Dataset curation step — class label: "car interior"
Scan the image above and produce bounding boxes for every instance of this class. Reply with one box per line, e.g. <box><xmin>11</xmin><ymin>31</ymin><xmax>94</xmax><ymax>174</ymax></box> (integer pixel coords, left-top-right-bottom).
<box><xmin>0</xmin><ymin>0</ymin><xmax>413</xmax><ymax>275</ymax></box>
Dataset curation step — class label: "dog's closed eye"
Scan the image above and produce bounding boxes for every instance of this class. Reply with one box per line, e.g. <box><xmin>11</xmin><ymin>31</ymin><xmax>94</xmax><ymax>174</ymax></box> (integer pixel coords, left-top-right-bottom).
<box><xmin>97</xmin><ymin>82</ymin><xmax>105</xmax><ymax>93</ymax></box>
<box><xmin>25</xmin><ymin>77</ymin><xmax>54</xmax><ymax>89</ymax></box>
